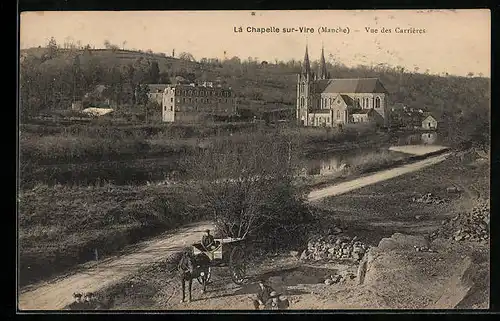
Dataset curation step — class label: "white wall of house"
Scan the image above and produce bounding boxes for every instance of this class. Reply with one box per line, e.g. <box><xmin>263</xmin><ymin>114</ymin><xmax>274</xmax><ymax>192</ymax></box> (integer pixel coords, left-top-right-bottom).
<box><xmin>162</xmin><ymin>88</ymin><xmax>175</xmax><ymax>122</ymax></box>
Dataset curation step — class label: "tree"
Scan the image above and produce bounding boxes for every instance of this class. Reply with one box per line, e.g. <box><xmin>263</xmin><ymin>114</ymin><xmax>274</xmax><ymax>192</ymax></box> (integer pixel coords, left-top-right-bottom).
<box><xmin>135</xmin><ymin>83</ymin><xmax>150</xmax><ymax>106</ymax></box>
<box><xmin>159</xmin><ymin>72</ymin><xmax>171</xmax><ymax>84</ymax></box>
<box><xmin>47</xmin><ymin>37</ymin><xmax>59</xmax><ymax>59</ymax></box>
<box><xmin>72</xmin><ymin>55</ymin><xmax>82</xmax><ymax>101</ymax></box>
<box><xmin>149</xmin><ymin>61</ymin><xmax>160</xmax><ymax>83</ymax></box>
<box><xmin>184</xmin><ymin>130</ymin><xmax>309</xmax><ymax>244</ymax></box>
<box><xmin>179</xmin><ymin>52</ymin><xmax>195</xmax><ymax>62</ymax></box>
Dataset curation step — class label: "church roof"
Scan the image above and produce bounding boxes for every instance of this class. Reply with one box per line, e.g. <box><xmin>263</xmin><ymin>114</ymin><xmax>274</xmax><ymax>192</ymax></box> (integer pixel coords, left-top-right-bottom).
<box><xmin>339</xmin><ymin>94</ymin><xmax>355</xmax><ymax>106</ymax></box>
<box><xmin>351</xmin><ymin>109</ymin><xmax>374</xmax><ymax>115</ymax></box>
<box><xmin>316</xmin><ymin>78</ymin><xmax>388</xmax><ymax>94</ymax></box>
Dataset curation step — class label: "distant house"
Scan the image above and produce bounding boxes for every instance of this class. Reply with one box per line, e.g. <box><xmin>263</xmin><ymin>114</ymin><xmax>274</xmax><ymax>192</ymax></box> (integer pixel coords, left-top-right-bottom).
<box><xmin>351</xmin><ymin>109</ymin><xmax>384</xmax><ymax>126</ymax></box>
<box><xmin>82</xmin><ymin>107</ymin><xmax>114</xmax><ymax>117</ymax></box>
<box><xmin>145</xmin><ymin>84</ymin><xmax>170</xmax><ymax>105</ymax></box>
<box><xmin>422</xmin><ymin>115</ymin><xmax>438</xmax><ymax>130</ymax></box>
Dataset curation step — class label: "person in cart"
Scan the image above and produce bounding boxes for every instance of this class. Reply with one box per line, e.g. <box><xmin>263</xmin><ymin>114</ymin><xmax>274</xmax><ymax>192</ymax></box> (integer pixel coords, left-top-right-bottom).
<box><xmin>201</xmin><ymin>229</ymin><xmax>220</xmax><ymax>251</ymax></box>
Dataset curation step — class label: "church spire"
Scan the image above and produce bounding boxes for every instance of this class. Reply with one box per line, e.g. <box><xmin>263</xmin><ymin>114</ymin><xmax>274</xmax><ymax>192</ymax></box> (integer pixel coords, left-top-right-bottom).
<box><xmin>318</xmin><ymin>44</ymin><xmax>328</xmax><ymax>79</ymax></box>
<box><xmin>301</xmin><ymin>44</ymin><xmax>311</xmax><ymax>77</ymax></box>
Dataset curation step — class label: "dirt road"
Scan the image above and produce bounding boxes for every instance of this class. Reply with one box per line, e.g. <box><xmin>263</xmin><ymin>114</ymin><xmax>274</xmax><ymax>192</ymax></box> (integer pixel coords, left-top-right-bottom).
<box><xmin>308</xmin><ymin>152</ymin><xmax>451</xmax><ymax>202</ymax></box>
<box><xmin>18</xmin><ymin>221</ymin><xmax>214</xmax><ymax>311</ymax></box>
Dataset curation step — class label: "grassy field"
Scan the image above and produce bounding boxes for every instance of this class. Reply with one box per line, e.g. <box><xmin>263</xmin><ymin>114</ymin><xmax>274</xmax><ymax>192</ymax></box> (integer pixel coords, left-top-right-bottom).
<box><xmin>18</xmin><ymin>183</ymin><xmax>204</xmax><ymax>287</ymax></box>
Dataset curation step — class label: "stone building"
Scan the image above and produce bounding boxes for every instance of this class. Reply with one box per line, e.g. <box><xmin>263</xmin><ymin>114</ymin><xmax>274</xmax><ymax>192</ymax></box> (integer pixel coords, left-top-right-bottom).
<box><xmin>296</xmin><ymin>45</ymin><xmax>390</xmax><ymax>127</ymax></box>
<box><xmin>161</xmin><ymin>82</ymin><xmax>237</xmax><ymax>122</ymax></box>
<box><xmin>146</xmin><ymin>84</ymin><xmax>171</xmax><ymax>105</ymax></box>
<box><xmin>422</xmin><ymin>115</ymin><xmax>438</xmax><ymax>130</ymax></box>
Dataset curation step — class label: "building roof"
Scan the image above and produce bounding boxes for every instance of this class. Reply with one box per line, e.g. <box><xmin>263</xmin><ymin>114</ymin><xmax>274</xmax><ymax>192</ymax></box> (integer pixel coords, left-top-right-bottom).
<box><xmin>315</xmin><ymin>78</ymin><xmax>388</xmax><ymax>94</ymax></box>
<box><xmin>423</xmin><ymin>114</ymin><xmax>437</xmax><ymax>121</ymax></box>
<box><xmin>147</xmin><ymin>84</ymin><xmax>170</xmax><ymax>93</ymax></box>
<box><xmin>82</xmin><ymin>108</ymin><xmax>114</xmax><ymax>116</ymax></box>
<box><xmin>351</xmin><ymin>109</ymin><xmax>373</xmax><ymax>115</ymax></box>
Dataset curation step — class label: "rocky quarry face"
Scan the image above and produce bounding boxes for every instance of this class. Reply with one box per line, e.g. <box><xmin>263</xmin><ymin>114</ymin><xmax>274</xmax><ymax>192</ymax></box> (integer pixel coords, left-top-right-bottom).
<box><xmin>431</xmin><ymin>198</ymin><xmax>490</xmax><ymax>243</ymax></box>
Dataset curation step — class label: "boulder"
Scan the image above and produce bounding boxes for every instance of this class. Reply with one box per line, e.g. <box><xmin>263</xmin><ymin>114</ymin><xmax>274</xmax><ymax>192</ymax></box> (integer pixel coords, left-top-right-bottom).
<box><xmin>299</xmin><ymin>250</ymin><xmax>309</xmax><ymax>261</ymax></box>
<box><xmin>378</xmin><ymin>233</ymin><xmax>429</xmax><ymax>251</ymax></box>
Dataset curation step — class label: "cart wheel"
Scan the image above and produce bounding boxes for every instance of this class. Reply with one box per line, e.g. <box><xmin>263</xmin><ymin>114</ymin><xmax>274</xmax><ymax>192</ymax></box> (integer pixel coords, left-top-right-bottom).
<box><xmin>197</xmin><ymin>266</ymin><xmax>211</xmax><ymax>285</ymax></box>
<box><xmin>229</xmin><ymin>246</ymin><xmax>246</xmax><ymax>285</ymax></box>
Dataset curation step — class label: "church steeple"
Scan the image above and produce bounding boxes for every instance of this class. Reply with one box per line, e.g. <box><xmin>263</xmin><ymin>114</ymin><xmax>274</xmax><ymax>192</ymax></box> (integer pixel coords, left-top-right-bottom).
<box><xmin>302</xmin><ymin>45</ymin><xmax>311</xmax><ymax>77</ymax></box>
<box><xmin>318</xmin><ymin>44</ymin><xmax>328</xmax><ymax>80</ymax></box>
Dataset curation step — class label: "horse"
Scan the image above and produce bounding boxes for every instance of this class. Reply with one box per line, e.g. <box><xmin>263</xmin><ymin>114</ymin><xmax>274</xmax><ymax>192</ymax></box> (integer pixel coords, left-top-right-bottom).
<box><xmin>177</xmin><ymin>250</ymin><xmax>211</xmax><ymax>303</ymax></box>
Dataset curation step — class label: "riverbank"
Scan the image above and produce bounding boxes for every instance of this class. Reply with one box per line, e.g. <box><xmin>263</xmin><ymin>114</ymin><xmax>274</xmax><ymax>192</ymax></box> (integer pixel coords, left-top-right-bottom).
<box><xmin>302</xmin><ymin>145</ymin><xmax>450</xmax><ymax>193</ymax></box>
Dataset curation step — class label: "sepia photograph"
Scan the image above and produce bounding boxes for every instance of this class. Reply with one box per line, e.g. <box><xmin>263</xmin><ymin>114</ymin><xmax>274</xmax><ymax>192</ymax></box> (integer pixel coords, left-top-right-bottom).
<box><xmin>18</xmin><ymin>9</ymin><xmax>490</xmax><ymax>311</ymax></box>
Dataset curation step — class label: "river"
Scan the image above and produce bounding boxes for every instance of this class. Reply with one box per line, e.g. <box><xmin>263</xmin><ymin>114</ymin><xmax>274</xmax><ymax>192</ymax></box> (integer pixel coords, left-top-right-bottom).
<box><xmin>303</xmin><ymin>131</ymin><xmax>440</xmax><ymax>177</ymax></box>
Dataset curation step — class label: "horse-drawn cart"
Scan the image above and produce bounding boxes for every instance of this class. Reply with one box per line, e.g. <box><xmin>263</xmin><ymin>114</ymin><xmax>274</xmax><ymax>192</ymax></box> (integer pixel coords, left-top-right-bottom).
<box><xmin>192</xmin><ymin>236</ymin><xmax>247</xmax><ymax>285</ymax></box>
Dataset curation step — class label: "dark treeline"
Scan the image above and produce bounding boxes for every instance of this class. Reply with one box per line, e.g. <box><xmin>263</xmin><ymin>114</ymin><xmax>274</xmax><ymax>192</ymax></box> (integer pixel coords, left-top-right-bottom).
<box><xmin>20</xmin><ymin>38</ymin><xmax>490</xmax><ymax>147</ymax></box>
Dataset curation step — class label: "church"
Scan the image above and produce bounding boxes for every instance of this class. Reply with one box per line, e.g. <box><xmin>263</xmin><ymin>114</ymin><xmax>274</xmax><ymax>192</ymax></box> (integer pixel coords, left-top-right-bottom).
<box><xmin>296</xmin><ymin>45</ymin><xmax>389</xmax><ymax>128</ymax></box>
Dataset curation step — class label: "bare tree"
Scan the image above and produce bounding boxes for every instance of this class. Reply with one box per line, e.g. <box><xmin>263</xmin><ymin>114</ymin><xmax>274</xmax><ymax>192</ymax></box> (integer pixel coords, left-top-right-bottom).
<box><xmin>179</xmin><ymin>52</ymin><xmax>195</xmax><ymax>62</ymax></box>
<box><xmin>184</xmin><ymin>130</ymin><xmax>307</xmax><ymax>241</ymax></box>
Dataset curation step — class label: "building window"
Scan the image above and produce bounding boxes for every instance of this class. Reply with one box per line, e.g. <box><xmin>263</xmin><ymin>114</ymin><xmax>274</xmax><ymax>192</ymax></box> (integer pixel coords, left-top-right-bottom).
<box><xmin>375</xmin><ymin>97</ymin><xmax>381</xmax><ymax>108</ymax></box>
<box><xmin>300</xmin><ymin>97</ymin><xmax>305</xmax><ymax>107</ymax></box>
<box><xmin>337</xmin><ymin>110</ymin><xmax>340</xmax><ymax>119</ymax></box>
<box><xmin>188</xmin><ymin>90</ymin><xmax>192</xmax><ymax>95</ymax></box>
<box><xmin>170</xmin><ymin>106</ymin><xmax>173</xmax><ymax>111</ymax></box>
<box><xmin>170</xmin><ymin>97</ymin><xmax>173</xmax><ymax>103</ymax></box>
<box><xmin>164</xmin><ymin>106</ymin><xmax>166</xmax><ymax>111</ymax></box>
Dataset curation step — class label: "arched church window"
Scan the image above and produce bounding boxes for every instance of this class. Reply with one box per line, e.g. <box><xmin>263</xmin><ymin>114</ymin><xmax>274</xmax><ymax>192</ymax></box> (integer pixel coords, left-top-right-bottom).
<box><xmin>337</xmin><ymin>110</ymin><xmax>340</xmax><ymax>119</ymax></box>
<box><xmin>300</xmin><ymin>97</ymin><xmax>305</xmax><ymax>107</ymax></box>
<box><xmin>375</xmin><ymin>97</ymin><xmax>381</xmax><ymax>109</ymax></box>
<box><xmin>357</xmin><ymin>98</ymin><xmax>361</xmax><ymax>107</ymax></box>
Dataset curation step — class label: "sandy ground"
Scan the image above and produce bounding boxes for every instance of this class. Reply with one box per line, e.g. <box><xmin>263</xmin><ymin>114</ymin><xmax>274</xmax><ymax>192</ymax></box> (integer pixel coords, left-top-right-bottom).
<box><xmin>18</xmin><ymin>146</ymin><xmax>452</xmax><ymax>311</ymax></box>
<box><xmin>18</xmin><ymin>222</ymin><xmax>214</xmax><ymax>310</ymax></box>
<box><xmin>308</xmin><ymin>152</ymin><xmax>450</xmax><ymax>202</ymax></box>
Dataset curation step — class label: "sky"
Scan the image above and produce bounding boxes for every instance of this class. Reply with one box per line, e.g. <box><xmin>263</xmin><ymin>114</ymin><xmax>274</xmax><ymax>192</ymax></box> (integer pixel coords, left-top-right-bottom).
<box><xmin>20</xmin><ymin>10</ymin><xmax>490</xmax><ymax>77</ymax></box>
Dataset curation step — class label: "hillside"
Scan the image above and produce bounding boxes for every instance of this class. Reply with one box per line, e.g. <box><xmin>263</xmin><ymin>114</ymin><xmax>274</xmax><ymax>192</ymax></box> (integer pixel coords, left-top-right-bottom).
<box><xmin>20</xmin><ymin>47</ymin><xmax>490</xmax><ymax>147</ymax></box>
<box><xmin>20</xmin><ymin>47</ymin><xmax>198</xmax><ymax>73</ymax></box>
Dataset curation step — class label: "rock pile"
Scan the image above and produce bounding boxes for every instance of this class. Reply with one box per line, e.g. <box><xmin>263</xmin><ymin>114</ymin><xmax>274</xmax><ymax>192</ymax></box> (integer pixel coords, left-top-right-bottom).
<box><xmin>412</xmin><ymin>193</ymin><xmax>447</xmax><ymax>205</ymax></box>
<box><xmin>300</xmin><ymin>235</ymin><xmax>369</xmax><ymax>262</ymax></box>
<box><xmin>324</xmin><ymin>271</ymin><xmax>356</xmax><ymax>285</ymax></box>
<box><xmin>430</xmin><ymin>199</ymin><xmax>490</xmax><ymax>243</ymax></box>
